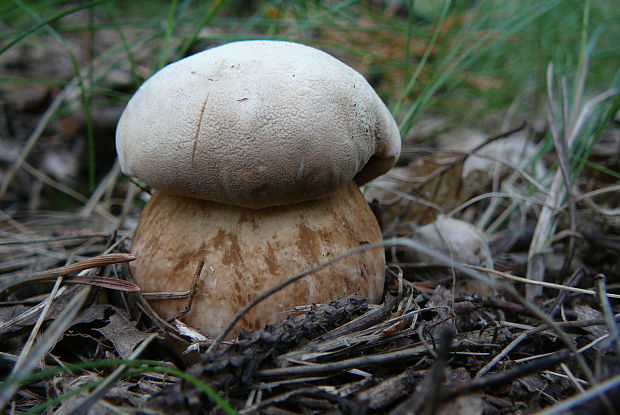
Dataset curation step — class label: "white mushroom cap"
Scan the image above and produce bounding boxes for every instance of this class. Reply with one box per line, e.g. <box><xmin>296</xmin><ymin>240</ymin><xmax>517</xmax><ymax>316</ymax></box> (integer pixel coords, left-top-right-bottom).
<box><xmin>116</xmin><ymin>40</ymin><xmax>401</xmax><ymax>209</ymax></box>
<box><xmin>406</xmin><ymin>216</ymin><xmax>495</xmax><ymax>296</ymax></box>
<box><xmin>407</xmin><ymin>216</ymin><xmax>493</xmax><ymax>269</ymax></box>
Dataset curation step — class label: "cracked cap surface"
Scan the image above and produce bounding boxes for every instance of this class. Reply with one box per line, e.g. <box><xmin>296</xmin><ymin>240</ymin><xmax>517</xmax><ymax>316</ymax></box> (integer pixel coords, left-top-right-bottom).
<box><xmin>116</xmin><ymin>40</ymin><xmax>401</xmax><ymax>208</ymax></box>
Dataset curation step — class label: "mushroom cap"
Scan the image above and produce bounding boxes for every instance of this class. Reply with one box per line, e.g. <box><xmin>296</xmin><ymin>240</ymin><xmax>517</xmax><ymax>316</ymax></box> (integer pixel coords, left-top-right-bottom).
<box><xmin>406</xmin><ymin>216</ymin><xmax>495</xmax><ymax>296</ymax></box>
<box><xmin>130</xmin><ymin>181</ymin><xmax>385</xmax><ymax>339</ymax></box>
<box><xmin>407</xmin><ymin>216</ymin><xmax>493</xmax><ymax>269</ymax></box>
<box><xmin>116</xmin><ymin>40</ymin><xmax>401</xmax><ymax>208</ymax></box>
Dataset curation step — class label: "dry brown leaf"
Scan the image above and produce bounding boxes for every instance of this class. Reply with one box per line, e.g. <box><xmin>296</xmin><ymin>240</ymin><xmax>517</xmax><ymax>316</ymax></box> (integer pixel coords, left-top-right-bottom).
<box><xmin>94</xmin><ymin>311</ymin><xmax>150</xmax><ymax>360</ymax></box>
<box><xmin>365</xmin><ymin>154</ymin><xmax>468</xmax><ymax>226</ymax></box>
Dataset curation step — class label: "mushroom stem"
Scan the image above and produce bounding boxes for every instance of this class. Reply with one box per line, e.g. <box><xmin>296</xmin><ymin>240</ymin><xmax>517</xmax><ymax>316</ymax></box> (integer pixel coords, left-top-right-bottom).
<box><xmin>130</xmin><ymin>181</ymin><xmax>385</xmax><ymax>339</ymax></box>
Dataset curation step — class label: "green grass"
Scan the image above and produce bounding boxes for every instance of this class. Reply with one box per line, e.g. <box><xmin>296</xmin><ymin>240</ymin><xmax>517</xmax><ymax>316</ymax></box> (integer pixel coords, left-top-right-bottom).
<box><xmin>2</xmin><ymin>0</ymin><xmax>618</xmax><ymax>139</ymax></box>
<box><xmin>2</xmin><ymin>358</ymin><xmax>238</xmax><ymax>415</ymax></box>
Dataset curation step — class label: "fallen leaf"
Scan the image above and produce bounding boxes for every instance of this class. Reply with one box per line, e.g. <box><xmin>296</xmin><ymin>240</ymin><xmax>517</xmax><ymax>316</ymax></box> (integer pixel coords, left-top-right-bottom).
<box><xmin>95</xmin><ymin>311</ymin><xmax>150</xmax><ymax>360</ymax></box>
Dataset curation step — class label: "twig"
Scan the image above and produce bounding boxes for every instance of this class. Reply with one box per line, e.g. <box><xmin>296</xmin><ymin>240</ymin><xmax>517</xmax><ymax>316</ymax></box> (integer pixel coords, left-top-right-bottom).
<box><xmin>170</xmin><ymin>261</ymin><xmax>203</xmax><ymax>320</ymax></box>
<box><xmin>238</xmin><ymin>387</ymin><xmax>318</xmax><ymax>415</ymax></box>
<box><xmin>319</xmin><ymin>295</ymin><xmax>397</xmax><ymax>341</ymax></box>
<box><xmin>505</xmin><ymin>287</ymin><xmax>598</xmax><ymax>389</ymax></box>
<box><xmin>446</xmin><ymin>350</ymin><xmax>572</xmax><ymax>401</ymax></box>
<box><xmin>357</xmin><ymin>370</ymin><xmax>418</xmax><ymax>410</ymax></box>
<box><xmin>465</xmin><ymin>264</ymin><xmax>620</xmax><ymax>299</ymax></box>
<box><xmin>476</xmin><ymin>329</ymin><xmax>531</xmax><ymax>377</ymax></box>
<box><xmin>548</xmin><ymin>268</ymin><xmax>584</xmax><ymax>318</ymax></box>
<box><xmin>409</xmin><ymin>122</ymin><xmax>528</xmax><ymax>190</ymax></box>
<box><xmin>560</xmin><ymin>363</ymin><xmax>586</xmax><ymax>392</ymax></box>
<box><xmin>256</xmin><ymin>342</ymin><xmax>431</xmax><ymax>378</ymax></box>
<box><xmin>124</xmin><ymin>270</ymin><xmax>190</xmax><ymax>343</ymax></box>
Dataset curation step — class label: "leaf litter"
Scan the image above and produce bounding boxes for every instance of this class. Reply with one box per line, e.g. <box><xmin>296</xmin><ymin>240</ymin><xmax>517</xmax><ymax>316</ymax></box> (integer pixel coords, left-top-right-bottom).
<box><xmin>2</xmin><ymin>140</ymin><xmax>620</xmax><ymax>413</ymax></box>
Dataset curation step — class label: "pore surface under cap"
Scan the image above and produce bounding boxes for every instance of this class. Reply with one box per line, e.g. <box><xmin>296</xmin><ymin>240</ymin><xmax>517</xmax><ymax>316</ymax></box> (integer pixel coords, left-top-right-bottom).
<box><xmin>116</xmin><ymin>40</ymin><xmax>400</xmax><ymax>208</ymax></box>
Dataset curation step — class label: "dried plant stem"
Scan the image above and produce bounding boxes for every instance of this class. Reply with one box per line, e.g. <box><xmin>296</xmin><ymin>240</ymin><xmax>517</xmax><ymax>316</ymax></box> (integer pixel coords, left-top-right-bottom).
<box><xmin>406</xmin><ymin>122</ymin><xmax>527</xmax><ymax>187</ymax></box>
<box><xmin>22</xmin><ymin>161</ymin><xmax>88</xmax><ymax>204</ymax></box>
<box><xmin>526</xmin><ymin>155</ymin><xmax>565</xmax><ymax>298</ymax></box>
<box><xmin>507</xmin><ymin>289</ymin><xmax>599</xmax><ymax>393</ymax></box>
<box><xmin>0</xmin><ymin>209</ymin><xmax>33</xmax><ymax>234</ymax></box>
<box><xmin>446</xmin><ymin>191</ymin><xmax>557</xmax><ymax>217</ymax></box>
<box><xmin>0</xmin><ymin>252</ymin><xmax>136</xmax><ymax>292</ymax></box>
<box><xmin>171</xmin><ymin>261</ymin><xmax>203</xmax><ymax>320</ymax></box>
<box><xmin>80</xmin><ymin>160</ymin><xmax>121</xmax><ymax>219</ymax></box>
<box><xmin>477</xmin><ymin>329</ymin><xmax>531</xmax><ymax>377</ymax></box>
<box><xmin>141</xmin><ymin>290</ymin><xmax>194</xmax><ymax>300</ymax></box>
<box><xmin>594</xmin><ymin>274</ymin><xmax>620</xmax><ymax>356</ymax></box>
<box><xmin>446</xmin><ymin>351</ymin><xmax>572</xmax><ymax>401</ymax></box>
<box><xmin>466</xmin><ymin>265</ymin><xmax>620</xmax><ymax>300</ymax></box>
<box><xmin>115</xmin><ymin>180</ymin><xmax>139</xmax><ymax>230</ymax></box>
<box><xmin>472</xmin><ymin>277</ymin><xmax>610</xmax><ymax>407</ymax></box>
<box><xmin>561</xmin><ymin>363</ymin><xmax>586</xmax><ymax>392</ymax></box>
<box><xmin>11</xmin><ymin>277</ymin><xmax>64</xmax><ymax>376</ymax></box>
<box><xmin>527</xmin><ymin>78</ymin><xmax>620</xmax><ymax>300</ymax></box>
<box><xmin>575</xmin><ymin>184</ymin><xmax>620</xmax><ymax>206</ymax></box>
<box><xmin>0</xmin><ymin>234</ymin><xmax>110</xmax><ymax>246</ymax></box>
<box><xmin>550</xmin><ymin>75</ymin><xmax>578</xmax><ymax>285</ymax></box>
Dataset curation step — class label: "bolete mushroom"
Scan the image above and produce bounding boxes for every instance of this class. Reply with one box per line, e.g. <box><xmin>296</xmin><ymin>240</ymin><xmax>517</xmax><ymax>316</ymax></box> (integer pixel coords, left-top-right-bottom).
<box><xmin>116</xmin><ymin>40</ymin><xmax>401</xmax><ymax>339</ymax></box>
<box><xmin>405</xmin><ymin>216</ymin><xmax>495</xmax><ymax>296</ymax></box>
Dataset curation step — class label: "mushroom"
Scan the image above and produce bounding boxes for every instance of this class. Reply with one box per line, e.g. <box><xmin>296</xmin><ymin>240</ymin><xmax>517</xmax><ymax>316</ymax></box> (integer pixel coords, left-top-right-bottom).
<box><xmin>116</xmin><ymin>40</ymin><xmax>401</xmax><ymax>339</ymax></box>
<box><xmin>405</xmin><ymin>216</ymin><xmax>495</xmax><ymax>295</ymax></box>
<box><xmin>406</xmin><ymin>216</ymin><xmax>493</xmax><ymax>269</ymax></box>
